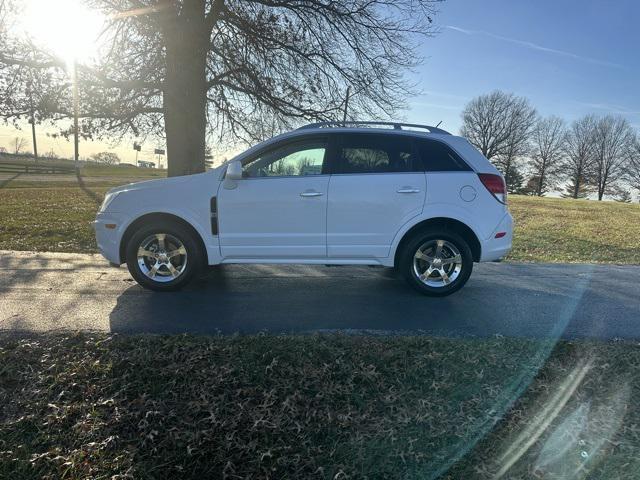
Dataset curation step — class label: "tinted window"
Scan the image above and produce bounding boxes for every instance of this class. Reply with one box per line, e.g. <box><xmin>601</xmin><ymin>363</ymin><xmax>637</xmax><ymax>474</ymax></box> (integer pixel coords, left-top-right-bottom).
<box><xmin>335</xmin><ymin>134</ymin><xmax>420</xmax><ymax>174</ymax></box>
<box><xmin>416</xmin><ymin>139</ymin><xmax>472</xmax><ymax>172</ymax></box>
<box><xmin>243</xmin><ymin>138</ymin><xmax>326</xmax><ymax>177</ymax></box>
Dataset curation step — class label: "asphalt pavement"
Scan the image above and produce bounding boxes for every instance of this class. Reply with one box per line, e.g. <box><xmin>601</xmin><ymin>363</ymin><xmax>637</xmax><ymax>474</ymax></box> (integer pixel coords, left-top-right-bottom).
<box><xmin>0</xmin><ymin>250</ymin><xmax>638</xmax><ymax>339</ymax></box>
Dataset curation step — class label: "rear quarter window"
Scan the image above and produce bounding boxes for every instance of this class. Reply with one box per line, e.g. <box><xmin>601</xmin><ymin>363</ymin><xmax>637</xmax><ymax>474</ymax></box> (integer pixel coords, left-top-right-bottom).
<box><xmin>416</xmin><ymin>139</ymin><xmax>472</xmax><ymax>172</ymax></box>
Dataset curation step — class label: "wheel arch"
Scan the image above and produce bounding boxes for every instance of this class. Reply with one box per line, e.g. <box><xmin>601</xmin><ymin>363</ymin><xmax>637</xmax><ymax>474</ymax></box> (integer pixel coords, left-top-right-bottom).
<box><xmin>393</xmin><ymin>217</ymin><xmax>482</xmax><ymax>266</ymax></box>
<box><xmin>119</xmin><ymin>212</ymin><xmax>208</xmax><ymax>265</ymax></box>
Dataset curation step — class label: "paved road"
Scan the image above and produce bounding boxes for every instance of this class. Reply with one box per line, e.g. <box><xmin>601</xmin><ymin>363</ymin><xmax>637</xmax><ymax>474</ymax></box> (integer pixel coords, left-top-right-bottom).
<box><xmin>0</xmin><ymin>250</ymin><xmax>638</xmax><ymax>339</ymax></box>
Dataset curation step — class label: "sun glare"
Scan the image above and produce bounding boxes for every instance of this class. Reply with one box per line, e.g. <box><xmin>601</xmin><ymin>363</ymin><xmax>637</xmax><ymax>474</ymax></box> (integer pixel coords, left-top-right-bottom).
<box><xmin>20</xmin><ymin>0</ymin><xmax>106</xmax><ymax>65</ymax></box>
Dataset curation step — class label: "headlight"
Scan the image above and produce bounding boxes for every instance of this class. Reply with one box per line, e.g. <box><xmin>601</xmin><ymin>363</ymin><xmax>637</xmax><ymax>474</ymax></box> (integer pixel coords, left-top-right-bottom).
<box><xmin>99</xmin><ymin>191</ymin><xmax>119</xmax><ymax>212</ymax></box>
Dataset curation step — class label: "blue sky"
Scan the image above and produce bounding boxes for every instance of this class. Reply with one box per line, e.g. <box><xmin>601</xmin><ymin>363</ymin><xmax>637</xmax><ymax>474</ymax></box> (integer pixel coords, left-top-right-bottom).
<box><xmin>405</xmin><ymin>0</ymin><xmax>640</xmax><ymax>134</ymax></box>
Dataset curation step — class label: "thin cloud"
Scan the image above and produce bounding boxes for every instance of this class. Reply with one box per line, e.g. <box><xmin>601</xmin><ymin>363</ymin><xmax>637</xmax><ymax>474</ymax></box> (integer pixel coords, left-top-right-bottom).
<box><xmin>576</xmin><ymin>102</ymin><xmax>640</xmax><ymax>115</ymax></box>
<box><xmin>445</xmin><ymin>25</ymin><xmax>623</xmax><ymax>69</ymax></box>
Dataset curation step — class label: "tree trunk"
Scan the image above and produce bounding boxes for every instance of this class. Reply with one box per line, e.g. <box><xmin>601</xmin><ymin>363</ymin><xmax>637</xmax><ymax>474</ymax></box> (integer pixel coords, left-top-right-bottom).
<box><xmin>163</xmin><ymin>2</ymin><xmax>209</xmax><ymax>177</ymax></box>
<box><xmin>572</xmin><ymin>175</ymin><xmax>580</xmax><ymax>199</ymax></box>
<box><xmin>536</xmin><ymin>164</ymin><xmax>545</xmax><ymax>196</ymax></box>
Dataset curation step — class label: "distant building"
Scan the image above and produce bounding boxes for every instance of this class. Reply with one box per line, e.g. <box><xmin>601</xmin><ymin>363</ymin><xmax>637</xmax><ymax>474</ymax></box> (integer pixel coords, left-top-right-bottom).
<box><xmin>138</xmin><ymin>160</ymin><xmax>156</xmax><ymax>168</ymax></box>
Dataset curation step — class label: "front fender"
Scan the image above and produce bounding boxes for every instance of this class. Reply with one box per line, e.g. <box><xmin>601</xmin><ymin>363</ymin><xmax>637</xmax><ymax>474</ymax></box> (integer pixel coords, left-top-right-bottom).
<box><xmin>113</xmin><ymin>205</ymin><xmax>219</xmax><ymax>265</ymax></box>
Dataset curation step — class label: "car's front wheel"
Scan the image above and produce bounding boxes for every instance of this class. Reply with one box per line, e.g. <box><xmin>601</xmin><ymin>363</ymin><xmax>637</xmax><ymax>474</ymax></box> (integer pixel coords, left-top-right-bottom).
<box><xmin>399</xmin><ymin>230</ymin><xmax>473</xmax><ymax>296</ymax></box>
<box><xmin>125</xmin><ymin>222</ymin><xmax>202</xmax><ymax>291</ymax></box>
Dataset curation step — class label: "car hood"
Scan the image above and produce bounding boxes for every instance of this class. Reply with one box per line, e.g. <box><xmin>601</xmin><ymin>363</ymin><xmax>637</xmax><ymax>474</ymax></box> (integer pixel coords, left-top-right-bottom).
<box><xmin>106</xmin><ymin>172</ymin><xmax>208</xmax><ymax>195</ymax></box>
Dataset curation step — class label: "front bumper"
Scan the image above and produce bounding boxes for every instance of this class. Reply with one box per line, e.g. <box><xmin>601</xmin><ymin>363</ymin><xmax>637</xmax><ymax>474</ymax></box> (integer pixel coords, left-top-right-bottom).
<box><xmin>93</xmin><ymin>212</ymin><xmax>125</xmax><ymax>265</ymax></box>
<box><xmin>480</xmin><ymin>211</ymin><xmax>513</xmax><ymax>262</ymax></box>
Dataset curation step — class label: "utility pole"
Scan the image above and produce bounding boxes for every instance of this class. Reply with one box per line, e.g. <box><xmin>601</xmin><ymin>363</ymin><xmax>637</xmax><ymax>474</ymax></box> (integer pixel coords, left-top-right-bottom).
<box><xmin>342</xmin><ymin>86</ymin><xmax>351</xmax><ymax>123</ymax></box>
<box><xmin>26</xmin><ymin>79</ymin><xmax>38</xmax><ymax>161</ymax></box>
<box><xmin>29</xmin><ymin>115</ymin><xmax>38</xmax><ymax>161</ymax></box>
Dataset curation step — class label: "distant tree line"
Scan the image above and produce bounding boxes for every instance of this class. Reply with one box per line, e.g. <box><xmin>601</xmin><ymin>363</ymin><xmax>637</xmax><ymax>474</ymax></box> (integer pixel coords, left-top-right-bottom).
<box><xmin>460</xmin><ymin>91</ymin><xmax>639</xmax><ymax>201</ymax></box>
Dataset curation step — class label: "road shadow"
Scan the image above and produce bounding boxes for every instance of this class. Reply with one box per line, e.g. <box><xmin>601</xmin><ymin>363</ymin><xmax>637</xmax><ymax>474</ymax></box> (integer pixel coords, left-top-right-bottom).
<box><xmin>0</xmin><ymin>173</ymin><xmax>21</xmax><ymax>188</ymax></box>
<box><xmin>106</xmin><ymin>263</ymin><xmax>639</xmax><ymax>339</ymax></box>
<box><xmin>76</xmin><ymin>170</ymin><xmax>103</xmax><ymax>205</ymax></box>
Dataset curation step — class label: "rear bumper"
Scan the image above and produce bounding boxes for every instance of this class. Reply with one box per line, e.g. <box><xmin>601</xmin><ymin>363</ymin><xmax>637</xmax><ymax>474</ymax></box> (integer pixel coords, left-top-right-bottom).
<box><xmin>93</xmin><ymin>212</ymin><xmax>124</xmax><ymax>265</ymax></box>
<box><xmin>480</xmin><ymin>212</ymin><xmax>513</xmax><ymax>262</ymax></box>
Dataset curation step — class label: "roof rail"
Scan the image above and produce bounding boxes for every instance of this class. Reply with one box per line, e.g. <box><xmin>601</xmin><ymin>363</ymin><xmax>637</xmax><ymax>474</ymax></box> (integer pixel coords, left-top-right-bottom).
<box><xmin>297</xmin><ymin>121</ymin><xmax>451</xmax><ymax>135</ymax></box>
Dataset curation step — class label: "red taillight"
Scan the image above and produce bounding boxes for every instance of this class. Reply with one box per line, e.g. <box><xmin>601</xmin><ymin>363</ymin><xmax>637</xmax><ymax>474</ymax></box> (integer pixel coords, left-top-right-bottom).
<box><xmin>478</xmin><ymin>173</ymin><xmax>507</xmax><ymax>204</ymax></box>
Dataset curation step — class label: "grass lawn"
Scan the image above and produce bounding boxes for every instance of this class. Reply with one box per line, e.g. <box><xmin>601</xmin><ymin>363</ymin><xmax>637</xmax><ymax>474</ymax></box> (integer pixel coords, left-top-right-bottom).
<box><xmin>1</xmin><ymin>333</ymin><xmax>638</xmax><ymax>479</ymax></box>
<box><xmin>0</xmin><ymin>167</ymin><xmax>639</xmax><ymax>262</ymax></box>
<box><xmin>0</xmin><ymin>186</ymin><xmax>109</xmax><ymax>252</ymax></box>
<box><xmin>81</xmin><ymin>164</ymin><xmax>167</xmax><ymax>178</ymax></box>
<box><xmin>509</xmin><ymin>195</ymin><xmax>640</xmax><ymax>263</ymax></box>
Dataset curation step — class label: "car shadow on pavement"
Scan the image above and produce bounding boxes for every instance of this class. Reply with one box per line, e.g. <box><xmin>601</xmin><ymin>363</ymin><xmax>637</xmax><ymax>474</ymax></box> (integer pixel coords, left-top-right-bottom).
<box><xmin>106</xmin><ymin>263</ymin><xmax>639</xmax><ymax>339</ymax></box>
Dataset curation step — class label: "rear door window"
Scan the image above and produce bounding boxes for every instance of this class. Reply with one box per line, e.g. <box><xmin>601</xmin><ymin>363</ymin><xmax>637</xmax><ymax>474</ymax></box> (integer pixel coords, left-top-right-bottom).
<box><xmin>334</xmin><ymin>134</ymin><xmax>421</xmax><ymax>174</ymax></box>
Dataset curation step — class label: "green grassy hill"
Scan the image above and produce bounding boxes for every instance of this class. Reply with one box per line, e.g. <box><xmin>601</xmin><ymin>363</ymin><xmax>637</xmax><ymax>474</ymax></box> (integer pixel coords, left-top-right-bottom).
<box><xmin>509</xmin><ymin>195</ymin><xmax>640</xmax><ymax>263</ymax></box>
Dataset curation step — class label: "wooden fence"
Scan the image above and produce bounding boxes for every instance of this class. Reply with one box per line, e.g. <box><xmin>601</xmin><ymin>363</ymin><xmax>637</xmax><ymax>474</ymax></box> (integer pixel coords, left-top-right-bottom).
<box><xmin>0</xmin><ymin>161</ymin><xmax>75</xmax><ymax>175</ymax></box>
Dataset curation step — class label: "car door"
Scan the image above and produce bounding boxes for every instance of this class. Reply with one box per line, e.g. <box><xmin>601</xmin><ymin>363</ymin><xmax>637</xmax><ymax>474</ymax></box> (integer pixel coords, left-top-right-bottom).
<box><xmin>327</xmin><ymin>133</ymin><xmax>426</xmax><ymax>259</ymax></box>
<box><xmin>217</xmin><ymin>136</ymin><xmax>330</xmax><ymax>259</ymax></box>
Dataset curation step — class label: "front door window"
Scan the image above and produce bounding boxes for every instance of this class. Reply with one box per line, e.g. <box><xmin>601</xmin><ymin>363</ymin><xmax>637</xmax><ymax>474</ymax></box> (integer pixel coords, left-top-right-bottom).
<box><xmin>243</xmin><ymin>140</ymin><xmax>326</xmax><ymax>177</ymax></box>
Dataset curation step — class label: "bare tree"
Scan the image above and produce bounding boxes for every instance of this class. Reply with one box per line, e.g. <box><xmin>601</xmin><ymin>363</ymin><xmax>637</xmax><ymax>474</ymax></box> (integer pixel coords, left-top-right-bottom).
<box><xmin>460</xmin><ymin>91</ymin><xmax>537</xmax><ymax>192</ymax></box>
<box><xmin>529</xmin><ymin>116</ymin><xmax>566</xmax><ymax>196</ymax></box>
<box><xmin>12</xmin><ymin>136</ymin><xmax>27</xmax><ymax>154</ymax></box>
<box><xmin>0</xmin><ymin>0</ymin><xmax>441</xmax><ymax>176</ymax></box>
<box><xmin>90</xmin><ymin>151</ymin><xmax>121</xmax><ymax>165</ymax></box>
<box><xmin>592</xmin><ymin>115</ymin><xmax>635</xmax><ymax>200</ymax></box>
<box><xmin>491</xmin><ymin>98</ymin><xmax>537</xmax><ymax>193</ymax></box>
<box><xmin>562</xmin><ymin>115</ymin><xmax>597</xmax><ymax>199</ymax></box>
<box><xmin>625</xmin><ymin>134</ymin><xmax>640</xmax><ymax>200</ymax></box>
<box><xmin>460</xmin><ymin>91</ymin><xmax>535</xmax><ymax>158</ymax></box>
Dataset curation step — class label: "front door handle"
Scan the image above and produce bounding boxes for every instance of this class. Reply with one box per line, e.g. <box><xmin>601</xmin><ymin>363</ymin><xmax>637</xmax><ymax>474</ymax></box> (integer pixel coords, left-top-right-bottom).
<box><xmin>300</xmin><ymin>191</ymin><xmax>324</xmax><ymax>197</ymax></box>
<box><xmin>397</xmin><ymin>187</ymin><xmax>421</xmax><ymax>194</ymax></box>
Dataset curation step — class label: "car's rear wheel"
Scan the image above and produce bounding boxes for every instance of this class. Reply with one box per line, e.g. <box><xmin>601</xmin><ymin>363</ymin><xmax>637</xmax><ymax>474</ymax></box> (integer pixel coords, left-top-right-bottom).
<box><xmin>399</xmin><ymin>230</ymin><xmax>473</xmax><ymax>296</ymax></box>
<box><xmin>125</xmin><ymin>222</ymin><xmax>202</xmax><ymax>291</ymax></box>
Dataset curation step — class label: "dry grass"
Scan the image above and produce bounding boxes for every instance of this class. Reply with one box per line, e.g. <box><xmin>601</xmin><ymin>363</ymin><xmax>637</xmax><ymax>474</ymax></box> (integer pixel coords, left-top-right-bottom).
<box><xmin>507</xmin><ymin>195</ymin><xmax>640</xmax><ymax>263</ymax></box>
<box><xmin>0</xmin><ymin>186</ymin><xmax>108</xmax><ymax>252</ymax></box>
<box><xmin>1</xmin><ymin>334</ymin><xmax>639</xmax><ymax>479</ymax></box>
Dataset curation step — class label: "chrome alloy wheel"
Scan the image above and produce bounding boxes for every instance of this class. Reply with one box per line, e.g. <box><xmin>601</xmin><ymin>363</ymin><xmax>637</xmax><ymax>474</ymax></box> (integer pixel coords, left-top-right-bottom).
<box><xmin>412</xmin><ymin>239</ymin><xmax>463</xmax><ymax>288</ymax></box>
<box><xmin>136</xmin><ymin>233</ymin><xmax>188</xmax><ymax>283</ymax></box>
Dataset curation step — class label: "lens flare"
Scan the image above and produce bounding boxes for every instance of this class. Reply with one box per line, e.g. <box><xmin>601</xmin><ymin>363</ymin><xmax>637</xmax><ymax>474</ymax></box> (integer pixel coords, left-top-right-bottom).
<box><xmin>19</xmin><ymin>0</ymin><xmax>106</xmax><ymax>65</ymax></box>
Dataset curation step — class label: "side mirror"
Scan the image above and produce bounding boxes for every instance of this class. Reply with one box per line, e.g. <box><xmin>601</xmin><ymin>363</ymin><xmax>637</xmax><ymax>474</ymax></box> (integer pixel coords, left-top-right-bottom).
<box><xmin>223</xmin><ymin>160</ymin><xmax>243</xmax><ymax>190</ymax></box>
<box><xmin>226</xmin><ymin>160</ymin><xmax>243</xmax><ymax>180</ymax></box>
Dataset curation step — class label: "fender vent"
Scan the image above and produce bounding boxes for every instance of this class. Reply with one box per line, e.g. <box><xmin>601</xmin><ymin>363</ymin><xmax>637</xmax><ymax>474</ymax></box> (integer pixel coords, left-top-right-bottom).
<box><xmin>210</xmin><ymin>196</ymin><xmax>218</xmax><ymax>235</ymax></box>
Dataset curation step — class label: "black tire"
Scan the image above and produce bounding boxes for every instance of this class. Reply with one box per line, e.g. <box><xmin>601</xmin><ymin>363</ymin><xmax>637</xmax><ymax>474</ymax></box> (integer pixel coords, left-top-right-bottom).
<box><xmin>125</xmin><ymin>221</ymin><xmax>203</xmax><ymax>291</ymax></box>
<box><xmin>398</xmin><ymin>229</ymin><xmax>473</xmax><ymax>297</ymax></box>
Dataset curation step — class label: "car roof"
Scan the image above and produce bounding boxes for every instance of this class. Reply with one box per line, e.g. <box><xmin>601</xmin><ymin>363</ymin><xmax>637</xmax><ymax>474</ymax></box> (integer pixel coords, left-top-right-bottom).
<box><xmin>298</xmin><ymin>121</ymin><xmax>452</xmax><ymax>135</ymax></box>
<box><xmin>228</xmin><ymin>123</ymin><xmax>499</xmax><ymax>175</ymax></box>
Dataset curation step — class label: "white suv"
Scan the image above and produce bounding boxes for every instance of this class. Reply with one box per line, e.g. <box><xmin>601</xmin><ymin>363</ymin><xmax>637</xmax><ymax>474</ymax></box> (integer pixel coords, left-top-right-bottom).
<box><xmin>94</xmin><ymin>122</ymin><xmax>512</xmax><ymax>296</ymax></box>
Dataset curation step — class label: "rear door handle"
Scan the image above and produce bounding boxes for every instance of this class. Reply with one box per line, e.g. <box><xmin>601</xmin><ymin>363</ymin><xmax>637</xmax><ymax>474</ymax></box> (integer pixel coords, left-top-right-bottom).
<box><xmin>300</xmin><ymin>191</ymin><xmax>324</xmax><ymax>197</ymax></box>
<box><xmin>396</xmin><ymin>187</ymin><xmax>421</xmax><ymax>194</ymax></box>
